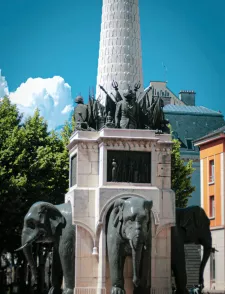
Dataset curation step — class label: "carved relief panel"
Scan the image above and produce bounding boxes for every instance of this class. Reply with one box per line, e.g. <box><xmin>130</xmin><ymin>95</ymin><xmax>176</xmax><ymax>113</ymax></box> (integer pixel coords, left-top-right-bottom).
<box><xmin>107</xmin><ymin>150</ymin><xmax>151</xmax><ymax>183</ymax></box>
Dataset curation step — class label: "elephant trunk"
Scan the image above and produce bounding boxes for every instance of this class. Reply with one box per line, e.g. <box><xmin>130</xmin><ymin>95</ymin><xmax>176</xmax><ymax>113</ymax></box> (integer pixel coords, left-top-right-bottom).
<box><xmin>199</xmin><ymin>246</ymin><xmax>211</xmax><ymax>287</ymax></box>
<box><xmin>23</xmin><ymin>244</ymin><xmax>38</xmax><ymax>285</ymax></box>
<box><xmin>16</xmin><ymin>229</ymin><xmax>39</xmax><ymax>285</ymax></box>
<box><xmin>129</xmin><ymin>239</ymin><xmax>143</xmax><ymax>287</ymax></box>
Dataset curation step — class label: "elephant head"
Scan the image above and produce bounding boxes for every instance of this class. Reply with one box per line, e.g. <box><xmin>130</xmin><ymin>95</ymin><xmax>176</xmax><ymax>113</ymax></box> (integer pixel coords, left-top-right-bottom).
<box><xmin>112</xmin><ymin>197</ymin><xmax>153</xmax><ymax>287</ymax></box>
<box><xmin>16</xmin><ymin>202</ymin><xmax>66</xmax><ymax>285</ymax></box>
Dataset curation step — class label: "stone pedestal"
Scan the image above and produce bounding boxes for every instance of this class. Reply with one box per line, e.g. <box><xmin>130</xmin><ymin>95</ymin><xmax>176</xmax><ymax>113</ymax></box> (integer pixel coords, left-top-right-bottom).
<box><xmin>65</xmin><ymin>129</ymin><xmax>175</xmax><ymax>294</ymax></box>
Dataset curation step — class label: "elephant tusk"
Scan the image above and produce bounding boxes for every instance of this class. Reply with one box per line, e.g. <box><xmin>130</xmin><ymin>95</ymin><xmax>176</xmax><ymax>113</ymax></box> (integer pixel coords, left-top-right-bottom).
<box><xmin>15</xmin><ymin>232</ymin><xmax>41</xmax><ymax>252</ymax></box>
<box><xmin>15</xmin><ymin>242</ymin><xmax>30</xmax><ymax>252</ymax></box>
<box><xmin>129</xmin><ymin>239</ymin><xmax>134</xmax><ymax>250</ymax></box>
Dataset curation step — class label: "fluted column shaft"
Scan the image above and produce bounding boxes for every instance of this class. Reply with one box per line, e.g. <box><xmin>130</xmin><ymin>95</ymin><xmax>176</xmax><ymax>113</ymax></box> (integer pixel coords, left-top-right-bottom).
<box><xmin>96</xmin><ymin>0</ymin><xmax>143</xmax><ymax>102</ymax></box>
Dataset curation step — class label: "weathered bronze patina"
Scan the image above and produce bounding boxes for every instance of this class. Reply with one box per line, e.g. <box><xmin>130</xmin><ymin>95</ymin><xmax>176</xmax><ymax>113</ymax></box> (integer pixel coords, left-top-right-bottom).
<box><xmin>171</xmin><ymin>206</ymin><xmax>214</xmax><ymax>294</ymax></box>
<box><xmin>106</xmin><ymin>197</ymin><xmax>153</xmax><ymax>294</ymax></box>
<box><xmin>16</xmin><ymin>202</ymin><xmax>75</xmax><ymax>294</ymax></box>
<box><xmin>73</xmin><ymin>81</ymin><xmax>170</xmax><ymax>133</ymax></box>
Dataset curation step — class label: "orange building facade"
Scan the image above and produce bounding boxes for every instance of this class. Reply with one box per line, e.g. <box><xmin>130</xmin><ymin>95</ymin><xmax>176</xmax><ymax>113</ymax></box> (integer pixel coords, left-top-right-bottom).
<box><xmin>195</xmin><ymin>127</ymin><xmax>225</xmax><ymax>291</ymax></box>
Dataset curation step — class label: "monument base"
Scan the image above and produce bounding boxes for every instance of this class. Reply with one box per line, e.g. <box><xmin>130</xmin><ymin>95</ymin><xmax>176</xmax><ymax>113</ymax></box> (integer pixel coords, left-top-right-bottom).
<box><xmin>66</xmin><ymin>129</ymin><xmax>175</xmax><ymax>294</ymax></box>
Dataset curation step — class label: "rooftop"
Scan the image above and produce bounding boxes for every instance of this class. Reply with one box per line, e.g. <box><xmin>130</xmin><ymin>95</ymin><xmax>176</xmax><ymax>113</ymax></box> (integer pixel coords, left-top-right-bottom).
<box><xmin>194</xmin><ymin>125</ymin><xmax>225</xmax><ymax>144</ymax></box>
<box><xmin>163</xmin><ymin>105</ymin><xmax>223</xmax><ymax>116</ymax></box>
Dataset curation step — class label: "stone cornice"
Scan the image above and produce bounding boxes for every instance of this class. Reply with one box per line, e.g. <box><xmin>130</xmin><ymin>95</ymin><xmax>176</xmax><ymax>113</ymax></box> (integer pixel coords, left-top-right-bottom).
<box><xmin>68</xmin><ymin>129</ymin><xmax>173</xmax><ymax>151</ymax></box>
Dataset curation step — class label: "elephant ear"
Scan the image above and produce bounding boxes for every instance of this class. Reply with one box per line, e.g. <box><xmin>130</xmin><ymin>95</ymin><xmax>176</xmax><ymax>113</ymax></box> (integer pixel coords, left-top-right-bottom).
<box><xmin>144</xmin><ymin>200</ymin><xmax>153</xmax><ymax>212</ymax></box>
<box><xmin>144</xmin><ymin>200</ymin><xmax>153</xmax><ymax>232</ymax></box>
<box><xmin>39</xmin><ymin>203</ymin><xmax>66</xmax><ymax>235</ymax></box>
<box><xmin>112</xmin><ymin>198</ymin><xmax>125</xmax><ymax>227</ymax></box>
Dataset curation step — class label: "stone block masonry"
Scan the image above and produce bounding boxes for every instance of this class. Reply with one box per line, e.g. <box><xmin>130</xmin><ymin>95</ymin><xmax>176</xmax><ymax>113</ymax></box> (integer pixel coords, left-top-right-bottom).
<box><xmin>66</xmin><ymin>129</ymin><xmax>175</xmax><ymax>294</ymax></box>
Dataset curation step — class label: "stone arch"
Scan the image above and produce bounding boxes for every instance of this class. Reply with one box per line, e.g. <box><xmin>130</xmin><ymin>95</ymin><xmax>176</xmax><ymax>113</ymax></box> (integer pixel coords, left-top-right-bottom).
<box><xmin>73</xmin><ymin>220</ymin><xmax>95</xmax><ymax>247</ymax></box>
<box><xmin>155</xmin><ymin>222</ymin><xmax>175</xmax><ymax>238</ymax></box>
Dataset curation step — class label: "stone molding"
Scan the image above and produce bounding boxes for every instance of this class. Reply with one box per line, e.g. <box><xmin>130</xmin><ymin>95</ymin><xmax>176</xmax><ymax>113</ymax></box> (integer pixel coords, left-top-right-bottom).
<box><xmin>97</xmin><ymin>192</ymin><xmax>160</xmax><ymax>227</ymax></box>
<box><xmin>68</xmin><ymin>130</ymin><xmax>173</xmax><ymax>155</ymax></box>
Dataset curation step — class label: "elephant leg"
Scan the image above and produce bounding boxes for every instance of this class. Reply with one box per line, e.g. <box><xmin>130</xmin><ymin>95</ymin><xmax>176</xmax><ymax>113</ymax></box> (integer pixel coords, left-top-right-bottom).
<box><xmin>107</xmin><ymin>237</ymin><xmax>126</xmax><ymax>294</ymax></box>
<box><xmin>59</xmin><ymin>226</ymin><xmax>75</xmax><ymax>294</ymax></box>
<box><xmin>171</xmin><ymin>228</ymin><xmax>188</xmax><ymax>294</ymax></box>
<box><xmin>48</xmin><ymin>247</ymin><xmax>63</xmax><ymax>294</ymax></box>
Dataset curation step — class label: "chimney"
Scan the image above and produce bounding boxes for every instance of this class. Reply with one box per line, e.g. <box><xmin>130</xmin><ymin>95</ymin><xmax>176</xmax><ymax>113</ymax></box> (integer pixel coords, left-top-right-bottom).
<box><xmin>179</xmin><ymin>90</ymin><xmax>196</xmax><ymax>106</ymax></box>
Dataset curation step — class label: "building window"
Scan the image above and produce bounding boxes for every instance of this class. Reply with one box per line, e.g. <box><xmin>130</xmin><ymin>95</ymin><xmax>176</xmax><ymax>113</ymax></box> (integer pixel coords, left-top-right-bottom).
<box><xmin>70</xmin><ymin>154</ymin><xmax>77</xmax><ymax>187</ymax></box>
<box><xmin>209</xmin><ymin>195</ymin><xmax>215</xmax><ymax>218</ymax></box>
<box><xmin>186</xmin><ymin>138</ymin><xmax>193</xmax><ymax>150</ymax></box>
<box><xmin>209</xmin><ymin>159</ymin><xmax>215</xmax><ymax>183</ymax></box>
<box><xmin>210</xmin><ymin>251</ymin><xmax>216</xmax><ymax>281</ymax></box>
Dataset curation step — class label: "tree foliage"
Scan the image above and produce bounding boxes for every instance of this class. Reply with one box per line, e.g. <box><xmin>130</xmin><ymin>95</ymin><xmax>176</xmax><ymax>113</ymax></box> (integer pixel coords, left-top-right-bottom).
<box><xmin>0</xmin><ymin>97</ymin><xmax>70</xmax><ymax>252</ymax></box>
<box><xmin>171</xmin><ymin>138</ymin><xmax>195</xmax><ymax>208</ymax></box>
<box><xmin>60</xmin><ymin>115</ymin><xmax>75</xmax><ymax>146</ymax></box>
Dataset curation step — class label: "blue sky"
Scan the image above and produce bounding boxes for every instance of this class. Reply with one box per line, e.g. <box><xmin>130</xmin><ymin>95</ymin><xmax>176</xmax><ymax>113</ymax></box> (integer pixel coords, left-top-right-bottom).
<box><xmin>0</xmin><ymin>0</ymin><xmax>225</xmax><ymax>128</ymax></box>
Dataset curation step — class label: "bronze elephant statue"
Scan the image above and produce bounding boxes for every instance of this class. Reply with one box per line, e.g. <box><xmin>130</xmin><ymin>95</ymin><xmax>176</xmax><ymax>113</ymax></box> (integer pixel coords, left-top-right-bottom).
<box><xmin>106</xmin><ymin>197</ymin><xmax>153</xmax><ymax>294</ymax></box>
<box><xmin>171</xmin><ymin>206</ymin><xmax>213</xmax><ymax>294</ymax></box>
<box><xmin>16</xmin><ymin>201</ymin><xmax>75</xmax><ymax>294</ymax></box>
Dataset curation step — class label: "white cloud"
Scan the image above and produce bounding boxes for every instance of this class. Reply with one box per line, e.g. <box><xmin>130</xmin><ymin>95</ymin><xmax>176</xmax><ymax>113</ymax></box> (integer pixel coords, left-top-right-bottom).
<box><xmin>0</xmin><ymin>70</ymin><xmax>9</xmax><ymax>98</ymax></box>
<box><xmin>61</xmin><ymin>104</ymin><xmax>74</xmax><ymax>114</ymax></box>
<box><xmin>9</xmin><ymin>76</ymin><xmax>73</xmax><ymax>130</ymax></box>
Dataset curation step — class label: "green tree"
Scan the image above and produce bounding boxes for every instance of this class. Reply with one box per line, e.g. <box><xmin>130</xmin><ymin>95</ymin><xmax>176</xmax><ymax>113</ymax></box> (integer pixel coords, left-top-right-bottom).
<box><xmin>60</xmin><ymin>115</ymin><xmax>76</xmax><ymax>146</ymax></box>
<box><xmin>0</xmin><ymin>98</ymin><xmax>70</xmax><ymax>252</ymax></box>
<box><xmin>171</xmin><ymin>138</ymin><xmax>195</xmax><ymax>208</ymax></box>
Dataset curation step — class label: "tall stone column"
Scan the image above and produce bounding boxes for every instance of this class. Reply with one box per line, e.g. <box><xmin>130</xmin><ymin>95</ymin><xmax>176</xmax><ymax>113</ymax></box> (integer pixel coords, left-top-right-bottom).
<box><xmin>96</xmin><ymin>0</ymin><xmax>144</xmax><ymax>103</ymax></box>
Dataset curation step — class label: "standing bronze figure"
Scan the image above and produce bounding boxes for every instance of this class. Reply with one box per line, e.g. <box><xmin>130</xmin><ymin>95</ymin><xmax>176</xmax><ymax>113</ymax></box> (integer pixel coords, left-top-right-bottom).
<box><xmin>74</xmin><ymin>95</ymin><xmax>88</xmax><ymax>130</ymax></box>
<box><xmin>115</xmin><ymin>87</ymin><xmax>140</xmax><ymax>129</ymax></box>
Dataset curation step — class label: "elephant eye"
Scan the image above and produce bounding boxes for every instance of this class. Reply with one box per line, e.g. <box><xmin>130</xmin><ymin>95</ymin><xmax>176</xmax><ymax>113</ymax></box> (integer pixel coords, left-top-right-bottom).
<box><xmin>126</xmin><ymin>216</ymin><xmax>135</xmax><ymax>222</ymax></box>
<box><xmin>38</xmin><ymin>212</ymin><xmax>43</xmax><ymax>217</ymax></box>
<box><xmin>27</xmin><ymin>220</ymin><xmax>35</xmax><ymax>230</ymax></box>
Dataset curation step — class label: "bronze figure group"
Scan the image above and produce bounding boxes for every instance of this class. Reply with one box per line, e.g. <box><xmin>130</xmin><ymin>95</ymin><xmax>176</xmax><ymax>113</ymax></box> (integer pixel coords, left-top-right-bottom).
<box><xmin>73</xmin><ymin>81</ymin><xmax>169</xmax><ymax>133</ymax></box>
